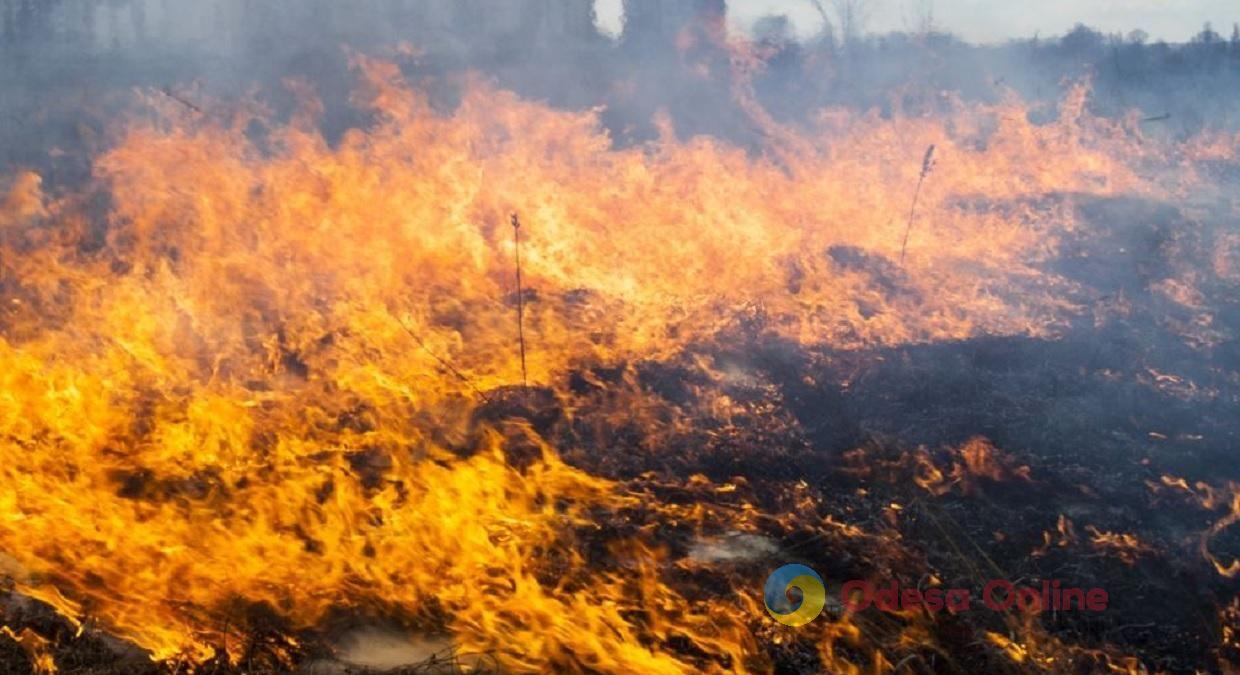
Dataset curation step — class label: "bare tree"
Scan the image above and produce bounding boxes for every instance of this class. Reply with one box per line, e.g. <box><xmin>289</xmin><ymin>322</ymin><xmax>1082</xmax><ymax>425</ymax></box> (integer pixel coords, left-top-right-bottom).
<box><xmin>830</xmin><ymin>0</ymin><xmax>869</xmax><ymax>45</ymax></box>
<box><xmin>804</xmin><ymin>0</ymin><xmax>835</xmax><ymax>44</ymax></box>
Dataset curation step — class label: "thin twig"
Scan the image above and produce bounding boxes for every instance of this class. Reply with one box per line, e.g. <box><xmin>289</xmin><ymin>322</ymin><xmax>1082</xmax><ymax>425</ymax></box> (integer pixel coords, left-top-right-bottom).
<box><xmin>899</xmin><ymin>144</ymin><xmax>936</xmax><ymax>265</ymax></box>
<box><xmin>159</xmin><ymin>86</ymin><xmax>202</xmax><ymax>113</ymax></box>
<box><xmin>511</xmin><ymin>212</ymin><xmax>528</xmax><ymax>388</ymax></box>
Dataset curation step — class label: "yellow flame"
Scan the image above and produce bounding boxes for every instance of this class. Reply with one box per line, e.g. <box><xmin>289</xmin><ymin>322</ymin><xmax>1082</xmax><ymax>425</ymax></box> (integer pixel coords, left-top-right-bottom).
<box><xmin>0</xmin><ymin>54</ymin><xmax>1214</xmax><ymax>671</ymax></box>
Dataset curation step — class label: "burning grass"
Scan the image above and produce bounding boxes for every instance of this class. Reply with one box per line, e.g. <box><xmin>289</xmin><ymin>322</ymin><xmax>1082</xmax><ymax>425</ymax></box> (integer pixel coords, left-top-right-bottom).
<box><xmin>0</xmin><ymin>54</ymin><xmax>1238</xmax><ymax>673</ymax></box>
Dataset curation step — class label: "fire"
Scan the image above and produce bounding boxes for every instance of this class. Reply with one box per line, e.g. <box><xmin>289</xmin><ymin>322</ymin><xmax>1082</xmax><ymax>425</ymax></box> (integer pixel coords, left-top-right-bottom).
<box><xmin>0</xmin><ymin>51</ymin><xmax>1227</xmax><ymax>672</ymax></box>
<box><xmin>912</xmin><ymin>437</ymin><xmax>1033</xmax><ymax>496</ymax></box>
<box><xmin>1032</xmin><ymin>516</ymin><xmax>1155</xmax><ymax>566</ymax></box>
<box><xmin>0</xmin><ymin>626</ymin><xmax>56</xmax><ymax>674</ymax></box>
<box><xmin>1149</xmin><ymin>475</ymin><xmax>1240</xmax><ymax>578</ymax></box>
<box><xmin>1086</xmin><ymin>528</ymin><xmax>1155</xmax><ymax>566</ymax></box>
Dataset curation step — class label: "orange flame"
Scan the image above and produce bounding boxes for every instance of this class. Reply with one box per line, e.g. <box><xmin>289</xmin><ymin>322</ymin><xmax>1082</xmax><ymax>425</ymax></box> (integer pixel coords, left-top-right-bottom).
<box><xmin>0</xmin><ymin>54</ymin><xmax>1218</xmax><ymax>671</ymax></box>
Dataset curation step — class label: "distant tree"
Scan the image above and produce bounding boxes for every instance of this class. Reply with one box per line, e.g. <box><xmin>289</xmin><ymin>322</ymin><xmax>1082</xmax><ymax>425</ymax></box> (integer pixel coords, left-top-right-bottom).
<box><xmin>1230</xmin><ymin>23</ymin><xmax>1239</xmax><ymax>56</ymax></box>
<box><xmin>803</xmin><ymin>0</ymin><xmax>837</xmax><ymax>48</ymax></box>
<box><xmin>1060</xmin><ymin>23</ymin><xmax>1104</xmax><ymax>57</ymax></box>
<box><xmin>1126</xmin><ymin>29</ymin><xmax>1148</xmax><ymax>46</ymax></box>
<box><xmin>830</xmin><ymin>0</ymin><xmax>870</xmax><ymax>45</ymax></box>
<box><xmin>1192</xmin><ymin>22</ymin><xmax>1220</xmax><ymax>45</ymax></box>
<box><xmin>802</xmin><ymin>0</ymin><xmax>867</xmax><ymax>47</ymax></box>
<box><xmin>753</xmin><ymin>15</ymin><xmax>794</xmax><ymax>46</ymax></box>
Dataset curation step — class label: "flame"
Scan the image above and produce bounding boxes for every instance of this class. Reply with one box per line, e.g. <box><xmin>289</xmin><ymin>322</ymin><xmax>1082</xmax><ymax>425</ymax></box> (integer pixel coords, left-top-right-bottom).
<box><xmin>908</xmin><ymin>437</ymin><xmax>1032</xmax><ymax>496</ymax></box>
<box><xmin>1032</xmin><ymin>516</ymin><xmax>1154</xmax><ymax>566</ymax></box>
<box><xmin>1032</xmin><ymin>514</ymin><xmax>1079</xmax><ymax>558</ymax></box>
<box><xmin>1148</xmin><ymin>475</ymin><xmax>1240</xmax><ymax>578</ymax></box>
<box><xmin>0</xmin><ymin>626</ymin><xmax>57</xmax><ymax>674</ymax></box>
<box><xmin>1085</xmin><ymin>528</ymin><xmax>1155</xmax><ymax>566</ymax></box>
<box><xmin>0</xmin><ymin>52</ymin><xmax>1225</xmax><ymax>671</ymax></box>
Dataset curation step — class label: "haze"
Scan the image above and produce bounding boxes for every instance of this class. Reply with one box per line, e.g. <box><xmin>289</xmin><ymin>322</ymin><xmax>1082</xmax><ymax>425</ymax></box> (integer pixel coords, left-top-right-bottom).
<box><xmin>596</xmin><ymin>0</ymin><xmax>1239</xmax><ymax>43</ymax></box>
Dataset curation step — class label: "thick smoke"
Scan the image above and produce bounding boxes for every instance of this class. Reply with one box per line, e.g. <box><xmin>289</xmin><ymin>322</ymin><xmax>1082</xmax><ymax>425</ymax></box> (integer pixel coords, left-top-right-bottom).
<box><xmin>3</xmin><ymin>0</ymin><xmax>1240</xmax><ymax>179</ymax></box>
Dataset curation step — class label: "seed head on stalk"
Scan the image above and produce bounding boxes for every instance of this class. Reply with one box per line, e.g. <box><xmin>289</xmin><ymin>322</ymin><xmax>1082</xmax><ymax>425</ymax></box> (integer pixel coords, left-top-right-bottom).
<box><xmin>511</xmin><ymin>212</ymin><xmax>528</xmax><ymax>388</ymax></box>
<box><xmin>899</xmin><ymin>144</ymin><xmax>937</xmax><ymax>265</ymax></box>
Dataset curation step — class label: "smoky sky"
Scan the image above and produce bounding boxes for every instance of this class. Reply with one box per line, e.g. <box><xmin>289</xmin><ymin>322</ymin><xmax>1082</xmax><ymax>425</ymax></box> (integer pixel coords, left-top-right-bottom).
<box><xmin>595</xmin><ymin>0</ymin><xmax>1238</xmax><ymax>43</ymax></box>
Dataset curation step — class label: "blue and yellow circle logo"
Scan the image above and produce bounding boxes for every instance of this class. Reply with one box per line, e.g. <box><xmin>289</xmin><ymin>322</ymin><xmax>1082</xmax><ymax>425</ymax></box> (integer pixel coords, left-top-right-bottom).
<box><xmin>764</xmin><ymin>564</ymin><xmax>827</xmax><ymax>626</ymax></box>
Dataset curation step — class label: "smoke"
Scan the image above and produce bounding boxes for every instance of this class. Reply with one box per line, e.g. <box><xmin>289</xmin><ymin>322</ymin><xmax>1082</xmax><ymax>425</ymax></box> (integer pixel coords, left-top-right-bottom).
<box><xmin>329</xmin><ymin>628</ymin><xmax>457</xmax><ymax>671</ymax></box>
<box><xmin>2</xmin><ymin>0</ymin><xmax>1239</xmax><ymax>179</ymax></box>
<box><xmin>1</xmin><ymin>3</ymin><xmax>1238</xmax><ymax>407</ymax></box>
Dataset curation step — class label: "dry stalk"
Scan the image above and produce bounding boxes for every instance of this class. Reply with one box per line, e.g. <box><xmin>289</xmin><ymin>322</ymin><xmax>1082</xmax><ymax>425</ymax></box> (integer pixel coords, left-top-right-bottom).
<box><xmin>511</xmin><ymin>213</ymin><xmax>528</xmax><ymax>388</ymax></box>
<box><xmin>899</xmin><ymin>144</ymin><xmax>936</xmax><ymax>265</ymax></box>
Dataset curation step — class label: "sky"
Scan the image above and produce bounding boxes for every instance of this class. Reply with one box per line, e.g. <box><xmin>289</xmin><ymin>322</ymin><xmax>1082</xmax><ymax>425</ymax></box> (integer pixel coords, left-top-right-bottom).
<box><xmin>594</xmin><ymin>0</ymin><xmax>1239</xmax><ymax>44</ymax></box>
